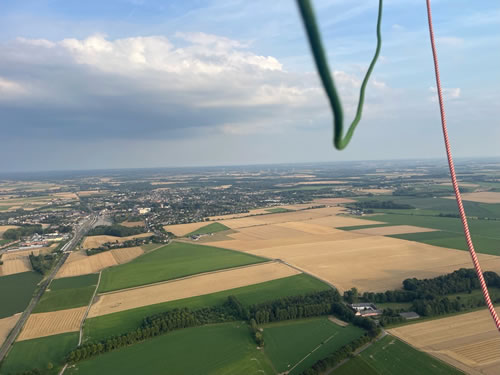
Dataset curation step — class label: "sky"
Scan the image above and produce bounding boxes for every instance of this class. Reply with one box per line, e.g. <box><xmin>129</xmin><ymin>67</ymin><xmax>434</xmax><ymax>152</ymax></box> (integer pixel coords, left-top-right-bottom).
<box><xmin>0</xmin><ymin>0</ymin><xmax>499</xmax><ymax>172</ymax></box>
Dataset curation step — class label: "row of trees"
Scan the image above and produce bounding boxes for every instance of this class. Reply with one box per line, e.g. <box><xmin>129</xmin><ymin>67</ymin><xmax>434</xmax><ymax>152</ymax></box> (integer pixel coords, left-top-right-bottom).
<box><xmin>87</xmin><ymin>224</ymin><xmax>145</xmax><ymax>237</ymax></box>
<box><xmin>351</xmin><ymin>200</ymin><xmax>415</xmax><ymax>210</ymax></box>
<box><xmin>299</xmin><ymin>334</ymin><xmax>374</xmax><ymax>375</ymax></box>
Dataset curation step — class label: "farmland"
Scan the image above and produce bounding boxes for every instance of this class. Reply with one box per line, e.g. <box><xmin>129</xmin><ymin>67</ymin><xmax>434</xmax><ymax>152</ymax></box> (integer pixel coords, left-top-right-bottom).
<box><xmin>208</xmin><ymin>208</ymin><xmax>500</xmax><ymax>292</ymax></box>
<box><xmin>34</xmin><ymin>274</ymin><xmax>99</xmax><ymax>313</ymax></box>
<box><xmin>98</xmin><ymin>242</ymin><xmax>266</xmax><ymax>293</ymax></box>
<box><xmin>68</xmin><ymin>323</ymin><xmax>275</xmax><ymax>375</ymax></box>
<box><xmin>18</xmin><ymin>306</ymin><xmax>86</xmax><ymax>340</ymax></box>
<box><xmin>0</xmin><ymin>314</ymin><xmax>20</xmax><ymax>347</ymax></box>
<box><xmin>0</xmin><ymin>332</ymin><xmax>78</xmax><ymax>375</ymax></box>
<box><xmin>0</xmin><ymin>271</ymin><xmax>42</xmax><ymax>318</ymax></box>
<box><xmin>388</xmin><ymin>308</ymin><xmax>500</xmax><ymax>375</ymax></box>
<box><xmin>56</xmin><ymin>246</ymin><xmax>144</xmax><ymax>278</ymax></box>
<box><xmin>88</xmin><ymin>261</ymin><xmax>299</xmax><ymax>318</ymax></box>
<box><xmin>334</xmin><ymin>336</ymin><xmax>462</xmax><ymax>375</ymax></box>
<box><xmin>262</xmin><ymin>317</ymin><xmax>364</xmax><ymax>374</ymax></box>
<box><xmin>83</xmin><ymin>273</ymin><xmax>330</xmax><ymax>341</ymax></box>
<box><xmin>185</xmin><ymin>222</ymin><xmax>230</xmax><ymax>236</ymax></box>
<box><xmin>82</xmin><ymin>233</ymin><xmax>152</xmax><ymax>249</ymax></box>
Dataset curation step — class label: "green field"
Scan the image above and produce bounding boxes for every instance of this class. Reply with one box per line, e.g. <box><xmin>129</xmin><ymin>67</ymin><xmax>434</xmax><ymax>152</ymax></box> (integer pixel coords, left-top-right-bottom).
<box><xmin>34</xmin><ymin>274</ymin><xmax>99</xmax><ymax>313</ymax></box>
<box><xmin>50</xmin><ymin>273</ymin><xmax>99</xmax><ymax>290</ymax></box>
<box><xmin>0</xmin><ymin>239</ymin><xmax>12</xmax><ymax>246</ymax></box>
<box><xmin>0</xmin><ymin>272</ymin><xmax>42</xmax><ymax>318</ymax></box>
<box><xmin>266</xmin><ymin>207</ymin><xmax>292</xmax><ymax>213</ymax></box>
<box><xmin>84</xmin><ymin>274</ymin><xmax>330</xmax><ymax>341</ymax></box>
<box><xmin>0</xmin><ymin>332</ymin><xmax>78</xmax><ymax>375</ymax></box>
<box><xmin>263</xmin><ymin>317</ymin><xmax>364</xmax><ymax>375</ymax></box>
<box><xmin>359</xmin><ymin>213</ymin><xmax>500</xmax><ymax>255</ymax></box>
<box><xmin>334</xmin><ymin>335</ymin><xmax>463</xmax><ymax>375</ymax></box>
<box><xmin>69</xmin><ymin>323</ymin><xmax>275</xmax><ymax>375</ymax></box>
<box><xmin>98</xmin><ymin>242</ymin><xmax>266</xmax><ymax>293</ymax></box>
<box><xmin>185</xmin><ymin>222</ymin><xmax>230</xmax><ymax>236</ymax></box>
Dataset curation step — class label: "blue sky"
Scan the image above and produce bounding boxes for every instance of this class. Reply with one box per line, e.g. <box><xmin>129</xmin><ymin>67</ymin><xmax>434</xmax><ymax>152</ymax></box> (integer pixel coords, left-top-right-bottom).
<box><xmin>0</xmin><ymin>0</ymin><xmax>499</xmax><ymax>172</ymax></box>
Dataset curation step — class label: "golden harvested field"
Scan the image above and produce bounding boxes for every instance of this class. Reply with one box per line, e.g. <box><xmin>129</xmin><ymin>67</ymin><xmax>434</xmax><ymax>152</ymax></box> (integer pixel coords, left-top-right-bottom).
<box><xmin>82</xmin><ymin>233</ymin><xmax>152</xmax><ymax>249</ymax></box>
<box><xmin>0</xmin><ymin>313</ymin><xmax>21</xmax><ymax>347</ymax></box>
<box><xmin>207</xmin><ymin>208</ymin><xmax>500</xmax><ymax>292</ymax></box>
<box><xmin>351</xmin><ymin>225</ymin><xmax>438</xmax><ymax>236</ymax></box>
<box><xmin>446</xmin><ymin>192</ymin><xmax>500</xmax><ymax>204</ymax></box>
<box><xmin>52</xmin><ymin>192</ymin><xmax>79</xmax><ymax>200</ymax></box>
<box><xmin>0</xmin><ymin>255</ymin><xmax>31</xmax><ymax>276</ymax></box>
<box><xmin>355</xmin><ymin>188</ymin><xmax>393</xmax><ymax>195</ymax></box>
<box><xmin>0</xmin><ymin>225</ymin><xmax>18</xmax><ymax>235</ymax></box>
<box><xmin>78</xmin><ymin>190</ymin><xmax>108</xmax><ymax>196</ymax></box>
<box><xmin>88</xmin><ymin>261</ymin><xmax>299</xmax><ymax>318</ymax></box>
<box><xmin>120</xmin><ymin>221</ymin><xmax>144</xmax><ymax>228</ymax></box>
<box><xmin>17</xmin><ymin>307</ymin><xmax>86</xmax><ymax>341</ymax></box>
<box><xmin>389</xmin><ymin>308</ymin><xmax>500</xmax><ymax>375</ymax></box>
<box><xmin>55</xmin><ymin>247</ymin><xmax>144</xmax><ymax>278</ymax></box>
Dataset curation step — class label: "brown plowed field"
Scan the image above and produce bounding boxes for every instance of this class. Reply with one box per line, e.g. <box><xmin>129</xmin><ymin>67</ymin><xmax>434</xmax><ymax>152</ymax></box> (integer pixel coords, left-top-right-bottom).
<box><xmin>351</xmin><ymin>225</ymin><xmax>437</xmax><ymax>236</ymax></box>
<box><xmin>88</xmin><ymin>261</ymin><xmax>300</xmax><ymax>318</ymax></box>
<box><xmin>0</xmin><ymin>313</ymin><xmax>21</xmax><ymax>347</ymax></box>
<box><xmin>82</xmin><ymin>233</ymin><xmax>152</xmax><ymax>249</ymax></box>
<box><xmin>17</xmin><ymin>307</ymin><xmax>86</xmax><ymax>341</ymax></box>
<box><xmin>55</xmin><ymin>247</ymin><xmax>144</xmax><ymax>278</ymax></box>
<box><xmin>389</xmin><ymin>308</ymin><xmax>500</xmax><ymax>375</ymax></box>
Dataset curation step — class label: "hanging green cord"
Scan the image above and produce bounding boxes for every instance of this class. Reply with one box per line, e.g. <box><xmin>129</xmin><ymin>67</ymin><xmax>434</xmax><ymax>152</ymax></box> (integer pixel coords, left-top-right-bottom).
<box><xmin>296</xmin><ymin>0</ymin><xmax>383</xmax><ymax>150</ymax></box>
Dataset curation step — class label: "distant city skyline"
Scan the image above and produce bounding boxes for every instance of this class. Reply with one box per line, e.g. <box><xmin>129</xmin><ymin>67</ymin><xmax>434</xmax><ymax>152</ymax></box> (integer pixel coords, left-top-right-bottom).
<box><xmin>1</xmin><ymin>0</ymin><xmax>499</xmax><ymax>172</ymax></box>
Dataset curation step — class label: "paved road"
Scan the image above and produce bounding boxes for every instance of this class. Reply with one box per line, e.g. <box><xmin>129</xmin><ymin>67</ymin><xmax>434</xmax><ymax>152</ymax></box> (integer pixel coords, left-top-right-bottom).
<box><xmin>0</xmin><ymin>215</ymin><xmax>96</xmax><ymax>362</ymax></box>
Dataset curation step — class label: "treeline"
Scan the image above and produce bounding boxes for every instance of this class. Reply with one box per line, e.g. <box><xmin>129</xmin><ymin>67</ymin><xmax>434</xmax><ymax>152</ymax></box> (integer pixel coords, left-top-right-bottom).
<box><xmin>299</xmin><ymin>334</ymin><xmax>374</xmax><ymax>375</ymax></box>
<box><xmin>87</xmin><ymin>225</ymin><xmax>145</xmax><ymax>237</ymax></box>
<box><xmin>352</xmin><ymin>200</ymin><xmax>414</xmax><ymax>210</ymax></box>
<box><xmin>29</xmin><ymin>253</ymin><xmax>57</xmax><ymax>275</ymax></box>
<box><xmin>67</xmin><ymin>291</ymin><xmax>379</xmax><ymax>364</ymax></box>
<box><xmin>2</xmin><ymin>224</ymin><xmax>44</xmax><ymax>240</ymax></box>
<box><xmin>67</xmin><ymin>300</ymin><xmax>242</xmax><ymax>363</ymax></box>
<box><xmin>85</xmin><ymin>235</ymin><xmax>163</xmax><ymax>256</ymax></box>
<box><xmin>362</xmin><ymin>269</ymin><xmax>500</xmax><ymax>318</ymax></box>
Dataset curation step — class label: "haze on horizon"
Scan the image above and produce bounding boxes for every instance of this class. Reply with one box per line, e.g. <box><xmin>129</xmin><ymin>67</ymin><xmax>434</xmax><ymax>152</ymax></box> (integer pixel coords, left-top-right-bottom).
<box><xmin>1</xmin><ymin>0</ymin><xmax>499</xmax><ymax>173</ymax></box>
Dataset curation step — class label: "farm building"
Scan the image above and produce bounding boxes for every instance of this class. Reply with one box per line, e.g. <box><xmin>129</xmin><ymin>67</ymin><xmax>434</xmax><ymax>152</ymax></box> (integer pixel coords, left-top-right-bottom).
<box><xmin>349</xmin><ymin>303</ymin><xmax>382</xmax><ymax>317</ymax></box>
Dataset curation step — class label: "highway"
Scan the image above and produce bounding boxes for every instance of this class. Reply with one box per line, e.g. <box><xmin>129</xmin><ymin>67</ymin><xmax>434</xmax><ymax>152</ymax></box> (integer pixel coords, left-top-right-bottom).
<box><xmin>0</xmin><ymin>214</ymin><xmax>97</xmax><ymax>363</ymax></box>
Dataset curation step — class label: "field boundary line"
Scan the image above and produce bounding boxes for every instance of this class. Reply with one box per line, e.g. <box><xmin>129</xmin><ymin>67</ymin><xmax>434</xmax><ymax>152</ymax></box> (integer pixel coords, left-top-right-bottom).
<box><xmin>276</xmin><ymin>259</ymin><xmax>336</xmax><ymax>290</ymax></box>
<box><xmin>79</xmin><ymin>270</ymin><xmax>102</xmax><ymax>346</ymax></box>
<box><xmin>285</xmin><ymin>332</ymin><xmax>338</xmax><ymax>374</ymax></box>
<box><xmin>99</xmin><ymin>259</ymin><xmax>277</xmax><ymax>295</ymax></box>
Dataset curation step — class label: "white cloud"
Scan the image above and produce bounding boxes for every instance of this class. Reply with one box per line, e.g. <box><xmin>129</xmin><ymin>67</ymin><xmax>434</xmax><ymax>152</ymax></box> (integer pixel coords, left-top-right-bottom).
<box><xmin>0</xmin><ymin>77</ymin><xmax>27</xmax><ymax>98</ymax></box>
<box><xmin>429</xmin><ymin>86</ymin><xmax>461</xmax><ymax>102</ymax></box>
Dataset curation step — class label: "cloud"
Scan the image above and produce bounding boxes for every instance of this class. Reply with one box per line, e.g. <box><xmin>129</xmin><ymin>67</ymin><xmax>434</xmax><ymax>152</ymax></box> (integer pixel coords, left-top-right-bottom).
<box><xmin>429</xmin><ymin>86</ymin><xmax>461</xmax><ymax>102</ymax></box>
<box><xmin>0</xmin><ymin>33</ymin><xmax>386</xmax><ymax>142</ymax></box>
<box><xmin>436</xmin><ymin>36</ymin><xmax>464</xmax><ymax>47</ymax></box>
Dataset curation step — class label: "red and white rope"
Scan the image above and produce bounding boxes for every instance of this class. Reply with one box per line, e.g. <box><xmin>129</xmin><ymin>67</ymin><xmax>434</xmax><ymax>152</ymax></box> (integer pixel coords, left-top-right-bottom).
<box><xmin>425</xmin><ymin>0</ymin><xmax>500</xmax><ymax>331</ymax></box>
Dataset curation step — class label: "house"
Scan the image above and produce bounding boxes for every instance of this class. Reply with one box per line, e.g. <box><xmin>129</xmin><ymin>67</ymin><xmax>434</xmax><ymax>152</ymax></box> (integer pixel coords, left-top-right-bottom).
<box><xmin>349</xmin><ymin>303</ymin><xmax>382</xmax><ymax>317</ymax></box>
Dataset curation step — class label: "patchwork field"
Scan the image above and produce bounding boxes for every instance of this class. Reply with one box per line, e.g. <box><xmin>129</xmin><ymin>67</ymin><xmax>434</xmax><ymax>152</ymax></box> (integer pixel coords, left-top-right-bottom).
<box><xmin>263</xmin><ymin>317</ymin><xmax>364</xmax><ymax>374</ymax></box>
<box><xmin>17</xmin><ymin>306</ymin><xmax>86</xmax><ymax>341</ymax></box>
<box><xmin>334</xmin><ymin>335</ymin><xmax>462</xmax><ymax>375</ymax></box>
<box><xmin>88</xmin><ymin>261</ymin><xmax>299</xmax><ymax>318</ymax></box>
<box><xmin>207</xmin><ymin>209</ymin><xmax>500</xmax><ymax>292</ymax></box>
<box><xmin>70</xmin><ymin>322</ymin><xmax>275</xmax><ymax>375</ymax></box>
<box><xmin>0</xmin><ymin>332</ymin><xmax>78</xmax><ymax>375</ymax></box>
<box><xmin>0</xmin><ymin>313</ymin><xmax>20</xmax><ymax>347</ymax></box>
<box><xmin>389</xmin><ymin>308</ymin><xmax>500</xmax><ymax>375</ymax></box>
<box><xmin>82</xmin><ymin>233</ymin><xmax>152</xmax><ymax>249</ymax></box>
<box><xmin>185</xmin><ymin>222</ymin><xmax>229</xmax><ymax>236</ymax></box>
<box><xmin>0</xmin><ymin>271</ymin><xmax>43</xmax><ymax>318</ymax></box>
<box><xmin>83</xmin><ymin>274</ymin><xmax>330</xmax><ymax>341</ymax></box>
<box><xmin>55</xmin><ymin>247</ymin><xmax>144</xmax><ymax>278</ymax></box>
<box><xmin>164</xmin><ymin>222</ymin><xmax>215</xmax><ymax>236</ymax></box>
<box><xmin>34</xmin><ymin>274</ymin><xmax>99</xmax><ymax>313</ymax></box>
<box><xmin>98</xmin><ymin>242</ymin><xmax>266</xmax><ymax>293</ymax></box>
<box><xmin>447</xmin><ymin>192</ymin><xmax>500</xmax><ymax>204</ymax></box>
<box><xmin>351</xmin><ymin>225</ymin><xmax>437</xmax><ymax>236</ymax></box>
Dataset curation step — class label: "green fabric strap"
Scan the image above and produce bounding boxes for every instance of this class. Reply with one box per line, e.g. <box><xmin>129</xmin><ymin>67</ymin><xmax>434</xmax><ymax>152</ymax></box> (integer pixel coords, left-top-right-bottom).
<box><xmin>297</xmin><ymin>0</ymin><xmax>383</xmax><ymax>150</ymax></box>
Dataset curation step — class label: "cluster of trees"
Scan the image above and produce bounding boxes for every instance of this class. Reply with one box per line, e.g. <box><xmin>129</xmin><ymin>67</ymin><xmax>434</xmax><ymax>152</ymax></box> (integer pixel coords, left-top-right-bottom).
<box><xmin>352</xmin><ymin>200</ymin><xmax>415</xmax><ymax>210</ymax></box>
<box><xmin>87</xmin><ymin>224</ymin><xmax>145</xmax><ymax>237</ymax></box>
<box><xmin>67</xmin><ymin>300</ymin><xmax>242</xmax><ymax>363</ymax></box>
<box><xmin>29</xmin><ymin>253</ymin><xmax>56</xmax><ymax>275</ymax></box>
<box><xmin>249</xmin><ymin>319</ymin><xmax>264</xmax><ymax>347</ymax></box>
<box><xmin>361</xmin><ymin>269</ymin><xmax>500</xmax><ymax>318</ymax></box>
<box><xmin>299</xmin><ymin>334</ymin><xmax>374</xmax><ymax>375</ymax></box>
<box><xmin>249</xmin><ymin>290</ymin><xmax>341</xmax><ymax>324</ymax></box>
<box><xmin>2</xmin><ymin>224</ymin><xmax>44</xmax><ymax>240</ymax></box>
